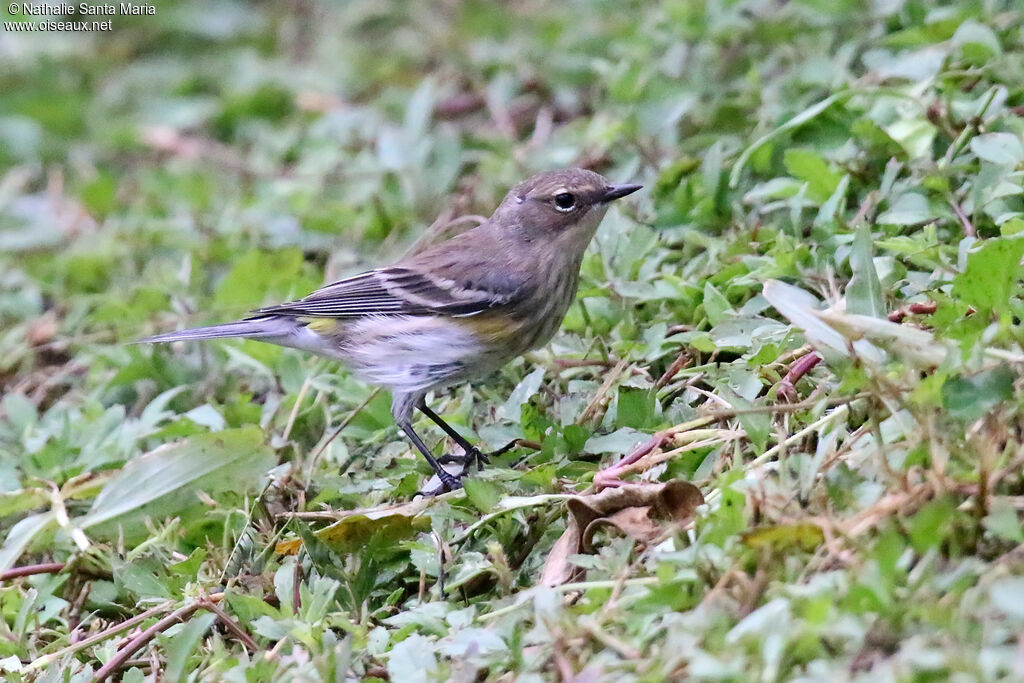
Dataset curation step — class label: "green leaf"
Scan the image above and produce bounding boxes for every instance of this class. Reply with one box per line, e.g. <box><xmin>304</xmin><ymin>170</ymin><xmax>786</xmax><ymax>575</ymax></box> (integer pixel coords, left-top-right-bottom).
<box><xmin>0</xmin><ymin>488</ymin><xmax>49</xmax><ymax>518</ymax></box>
<box><xmin>730</xmin><ymin>91</ymin><xmax>849</xmax><ymax>187</ymax></box>
<box><xmin>584</xmin><ymin>428</ymin><xmax>646</xmax><ymax>455</ymax></box>
<box><xmin>615</xmin><ymin>387</ymin><xmax>657</xmax><ymax>430</ymax></box>
<box><xmin>78</xmin><ymin>426</ymin><xmax>274</xmax><ymax>531</ymax></box>
<box><xmin>783</xmin><ymin>148</ymin><xmax>842</xmax><ymax>202</ymax></box>
<box><xmin>498</xmin><ymin>368</ymin><xmax>545</xmax><ymax>422</ymax></box>
<box><xmin>951</xmin><ymin>237</ymin><xmax>1024</xmax><ymax>314</ymax></box>
<box><xmin>983</xmin><ymin>498</ymin><xmax>1024</xmax><ymax>543</ymax></box>
<box><xmin>1001</xmin><ymin>218</ymin><xmax>1024</xmax><ymax>236</ymax></box>
<box><xmin>463</xmin><ymin>478</ymin><xmax>500</xmax><ymax>513</ymax></box>
<box><xmin>275</xmin><ymin>500</ymin><xmax>431</xmax><ymax>555</ymax></box>
<box><xmin>168</xmin><ymin>548</ymin><xmax>208</xmax><ymax>576</ymax></box>
<box><xmin>908</xmin><ymin>498</ymin><xmax>956</xmax><ymax>553</ymax></box>
<box><xmin>115</xmin><ymin>559</ymin><xmax>172</xmax><ymax>600</ymax></box>
<box><xmin>403</xmin><ymin>78</ymin><xmax>436</xmax><ymax>138</ymax></box>
<box><xmin>387</xmin><ymin>633</ymin><xmax>439</xmax><ymax>682</ymax></box>
<box><xmin>225</xmin><ymin>592</ymin><xmax>281</xmax><ymax>624</ymax></box>
<box><xmin>814</xmin><ymin>174</ymin><xmax>850</xmax><ymax>228</ymax></box>
<box><xmin>162</xmin><ymin>612</ymin><xmax>217</xmax><ymax>683</ymax></box>
<box><xmin>718</xmin><ymin>382</ymin><xmax>769</xmax><ymax>452</ymax></box>
<box><xmin>212</xmin><ymin>249</ymin><xmax>312</xmax><ymax>311</ymax></box>
<box><xmin>953</xmin><ymin>20</ymin><xmax>1002</xmax><ymax>59</ymax></box>
<box><xmin>884</xmin><ymin>118</ymin><xmax>937</xmax><ymax>159</ymax></box>
<box><xmin>941</xmin><ymin>366</ymin><xmax>1014</xmax><ymax>422</ymax></box>
<box><xmin>876</xmin><ymin>193</ymin><xmax>932</xmax><ymax>226</ymax></box>
<box><xmin>0</xmin><ymin>511</ymin><xmax>57</xmax><ymax>572</ymax></box>
<box><xmin>970</xmin><ymin>133</ymin><xmax>1024</xmax><ymax>166</ymax></box>
<box><xmin>702</xmin><ymin>282</ymin><xmax>733</xmax><ymax>325</ymax></box>
<box><xmin>846</xmin><ymin>225</ymin><xmax>886</xmax><ymax>318</ymax></box>
<box><xmin>1</xmin><ymin>392</ymin><xmax>37</xmax><ymax>433</ymax></box>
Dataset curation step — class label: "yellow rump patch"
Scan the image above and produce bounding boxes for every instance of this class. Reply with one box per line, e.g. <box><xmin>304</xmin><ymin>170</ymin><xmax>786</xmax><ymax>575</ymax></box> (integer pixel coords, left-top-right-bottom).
<box><xmin>303</xmin><ymin>317</ymin><xmax>340</xmax><ymax>334</ymax></box>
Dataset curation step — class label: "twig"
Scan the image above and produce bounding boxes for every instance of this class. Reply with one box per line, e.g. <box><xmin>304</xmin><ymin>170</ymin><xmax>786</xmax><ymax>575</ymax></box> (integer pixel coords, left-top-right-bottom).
<box><xmin>888</xmin><ymin>301</ymin><xmax>937</xmax><ymax>323</ymax></box>
<box><xmin>200</xmin><ymin>597</ymin><xmax>259</xmax><ymax>652</ymax></box>
<box><xmin>596</xmin><ymin>433</ymin><xmax>743</xmax><ymax>487</ymax></box>
<box><xmin>26</xmin><ymin>601</ymin><xmax>176</xmax><ymax>672</ymax></box>
<box><xmin>591</xmin><ymin>394</ymin><xmax>865</xmax><ymax>489</ymax></box>
<box><xmin>477</xmin><ymin>577</ymin><xmax>661</xmax><ymax>622</ymax></box>
<box><xmin>850</xmin><ymin>189</ymin><xmax>879</xmax><ymax>226</ymax></box>
<box><xmin>67</xmin><ymin>582</ymin><xmax>91</xmax><ymax>639</ymax></box>
<box><xmin>748</xmin><ymin>404</ymin><xmax>850</xmax><ymax>470</ymax></box>
<box><xmin>307</xmin><ymin>388</ymin><xmax>380</xmax><ymax>473</ymax></box>
<box><xmin>578</xmin><ymin>617</ymin><xmax>641</xmax><ymax>659</ymax></box>
<box><xmin>281</xmin><ymin>375</ymin><xmax>312</xmax><ymax>442</ymax></box>
<box><xmin>948</xmin><ymin>197</ymin><xmax>975</xmax><ymax>237</ymax></box>
<box><xmin>453</xmin><ymin>494</ymin><xmax>575</xmax><ymax>545</ymax></box>
<box><xmin>263</xmin><ymin>634</ymin><xmax>288</xmax><ymax>661</ymax></box>
<box><xmin>553</xmin><ymin>358</ymin><xmax>617</xmax><ymax>369</ymax></box>
<box><xmin>434</xmin><ymin>91</ymin><xmax>485</xmax><ymax>119</ymax></box>
<box><xmin>702</xmin><ymin>405</ymin><xmax>852</xmax><ymax>510</ymax></box>
<box><xmin>655</xmin><ymin>351</ymin><xmax>691</xmax><ymax>390</ymax></box>
<box><xmin>704</xmin><ymin>393</ymin><xmax>867</xmax><ymax>418</ymax></box>
<box><xmin>553</xmin><ymin>641</ymin><xmax>576</xmax><ymax>682</ymax></box>
<box><xmin>0</xmin><ymin>562</ymin><xmax>65</xmax><ymax>581</ymax></box>
<box><xmin>93</xmin><ymin>595</ymin><xmax>224</xmax><ymax>682</ymax></box>
<box><xmin>772</xmin><ymin>344</ymin><xmax>813</xmax><ymax>368</ymax></box>
<box><xmin>576</xmin><ymin>359</ymin><xmax>629</xmax><ymax>424</ymax></box>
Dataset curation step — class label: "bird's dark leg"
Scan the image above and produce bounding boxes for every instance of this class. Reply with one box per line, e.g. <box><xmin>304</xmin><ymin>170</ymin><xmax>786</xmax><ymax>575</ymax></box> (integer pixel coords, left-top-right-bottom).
<box><xmin>417</xmin><ymin>403</ymin><xmax>487</xmax><ymax>471</ymax></box>
<box><xmin>396</xmin><ymin>419</ymin><xmax>462</xmax><ymax>494</ymax></box>
<box><xmin>417</xmin><ymin>402</ymin><xmax>521</xmax><ymax>472</ymax></box>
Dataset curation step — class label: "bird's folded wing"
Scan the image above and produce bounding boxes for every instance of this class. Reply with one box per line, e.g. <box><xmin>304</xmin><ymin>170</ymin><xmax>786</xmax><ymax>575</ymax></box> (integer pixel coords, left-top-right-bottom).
<box><xmin>253</xmin><ymin>266</ymin><xmax>520</xmax><ymax>318</ymax></box>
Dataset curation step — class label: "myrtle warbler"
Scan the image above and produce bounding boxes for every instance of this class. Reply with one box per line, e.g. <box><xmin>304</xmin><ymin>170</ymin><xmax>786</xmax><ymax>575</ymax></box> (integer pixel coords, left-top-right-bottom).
<box><xmin>142</xmin><ymin>168</ymin><xmax>641</xmax><ymax>492</ymax></box>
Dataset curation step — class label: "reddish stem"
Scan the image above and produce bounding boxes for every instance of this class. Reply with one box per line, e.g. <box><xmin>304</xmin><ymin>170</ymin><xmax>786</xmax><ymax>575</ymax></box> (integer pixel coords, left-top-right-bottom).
<box><xmin>94</xmin><ymin>602</ymin><xmax>205</xmax><ymax>682</ymax></box>
<box><xmin>889</xmin><ymin>301</ymin><xmax>938</xmax><ymax>322</ymax></box>
<box><xmin>1</xmin><ymin>562</ymin><xmax>65</xmax><ymax>581</ymax></box>
<box><xmin>594</xmin><ymin>430</ymin><xmax>673</xmax><ymax>489</ymax></box>
<box><xmin>776</xmin><ymin>352</ymin><xmax>822</xmax><ymax>402</ymax></box>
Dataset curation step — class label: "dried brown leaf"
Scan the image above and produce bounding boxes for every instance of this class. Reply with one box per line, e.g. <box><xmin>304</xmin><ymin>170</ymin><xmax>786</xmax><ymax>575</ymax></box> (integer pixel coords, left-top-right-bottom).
<box><xmin>583</xmin><ymin>506</ymin><xmax>658</xmax><ymax>549</ymax></box>
<box><xmin>540</xmin><ymin>481</ymin><xmax>703</xmax><ymax>586</ymax></box>
<box><xmin>539</xmin><ymin>524</ymin><xmax>583</xmax><ymax>587</ymax></box>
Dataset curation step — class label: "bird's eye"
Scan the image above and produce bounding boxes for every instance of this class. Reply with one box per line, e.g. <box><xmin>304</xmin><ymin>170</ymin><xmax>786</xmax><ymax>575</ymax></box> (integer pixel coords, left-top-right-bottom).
<box><xmin>553</xmin><ymin>192</ymin><xmax>577</xmax><ymax>211</ymax></box>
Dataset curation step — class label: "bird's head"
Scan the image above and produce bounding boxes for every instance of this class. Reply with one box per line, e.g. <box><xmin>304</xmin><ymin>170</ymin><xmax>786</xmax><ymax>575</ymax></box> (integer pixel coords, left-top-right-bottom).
<box><xmin>492</xmin><ymin>168</ymin><xmax>641</xmax><ymax>246</ymax></box>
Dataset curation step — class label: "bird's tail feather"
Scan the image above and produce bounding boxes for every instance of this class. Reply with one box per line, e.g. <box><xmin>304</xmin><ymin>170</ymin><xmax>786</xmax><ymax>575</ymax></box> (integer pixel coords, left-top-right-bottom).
<box><xmin>137</xmin><ymin>316</ymin><xmax>288</xmax><ymax>344</ymax></box>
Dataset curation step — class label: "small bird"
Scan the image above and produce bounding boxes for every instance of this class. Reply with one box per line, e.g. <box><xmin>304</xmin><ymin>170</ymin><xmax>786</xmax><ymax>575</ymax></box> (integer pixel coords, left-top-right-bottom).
<box><xmin>142</xmin><ymin>168</ymin><xmax>641</xmax><ymax>492</ymax></box>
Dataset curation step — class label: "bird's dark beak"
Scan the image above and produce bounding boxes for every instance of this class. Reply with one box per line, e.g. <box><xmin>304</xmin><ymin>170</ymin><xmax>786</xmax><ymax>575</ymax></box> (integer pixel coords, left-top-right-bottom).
<box><xmin>601</xmin><ymin>183</ymin><xmax>643</xmax><ymax>202</ymax></box>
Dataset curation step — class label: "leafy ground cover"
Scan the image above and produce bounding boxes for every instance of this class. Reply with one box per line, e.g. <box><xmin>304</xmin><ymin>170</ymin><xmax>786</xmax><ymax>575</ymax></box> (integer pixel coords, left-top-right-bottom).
<box><xmin>3</xmin><ymin>0</ymin><xmax>1024</xmax><ymax>680</ymax></box>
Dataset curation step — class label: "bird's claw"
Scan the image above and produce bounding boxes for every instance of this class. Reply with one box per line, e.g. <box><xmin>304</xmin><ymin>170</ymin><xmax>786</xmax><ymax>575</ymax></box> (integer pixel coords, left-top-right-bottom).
<box><xmin>418</xmin><ymin>440</ymin><xmax>523</xmax><ymax>497</ymax></box>
<box><xmin>415</xmin><ymin>468</ymin><xmax>464</xmax><ymax>497</ymax></box>
<box><xmin>436</xmin><ymin>447</ymin><xmax>490</xmax><ymax>471</ymax></box>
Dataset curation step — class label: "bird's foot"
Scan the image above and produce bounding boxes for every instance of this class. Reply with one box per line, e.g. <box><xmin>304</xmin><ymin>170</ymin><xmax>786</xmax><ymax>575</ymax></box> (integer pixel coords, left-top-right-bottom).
<box><xmin>436</xmin><ymin>446</ymin><xmax>490</xmax><ymax>471</ymax></box>
<box><xmin>415</xmin><ymin>466</ymin><xmax>464</xmax><ymax>497</ymax></box>
<box><xmin>418</xmin><ymin>440</ymin><xmax>527</xmax><ymax>497</ymax></box>
<box><xmin>436</xmin><ymin>439</ymin><xmax>522</xmax><ymax>471</ymax></box>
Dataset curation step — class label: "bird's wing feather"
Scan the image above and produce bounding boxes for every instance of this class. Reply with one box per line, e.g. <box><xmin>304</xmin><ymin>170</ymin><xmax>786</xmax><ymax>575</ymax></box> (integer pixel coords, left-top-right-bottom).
<box><xmin>254</xmin><ymin>266</ymin><xmax>521</xmax><ymax>319</ymax></box>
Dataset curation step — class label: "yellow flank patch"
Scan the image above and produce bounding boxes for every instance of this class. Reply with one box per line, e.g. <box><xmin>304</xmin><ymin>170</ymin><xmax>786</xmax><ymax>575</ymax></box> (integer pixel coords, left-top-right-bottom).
<box><xmin>303</xmin><ymin>317</ymin><xmax>340</xmax><ymax>334</ymax></box>
<box><xmin>459</xmin><ymin>312</ymin><xmax>524</xmax><ymax>342</ymax></box>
